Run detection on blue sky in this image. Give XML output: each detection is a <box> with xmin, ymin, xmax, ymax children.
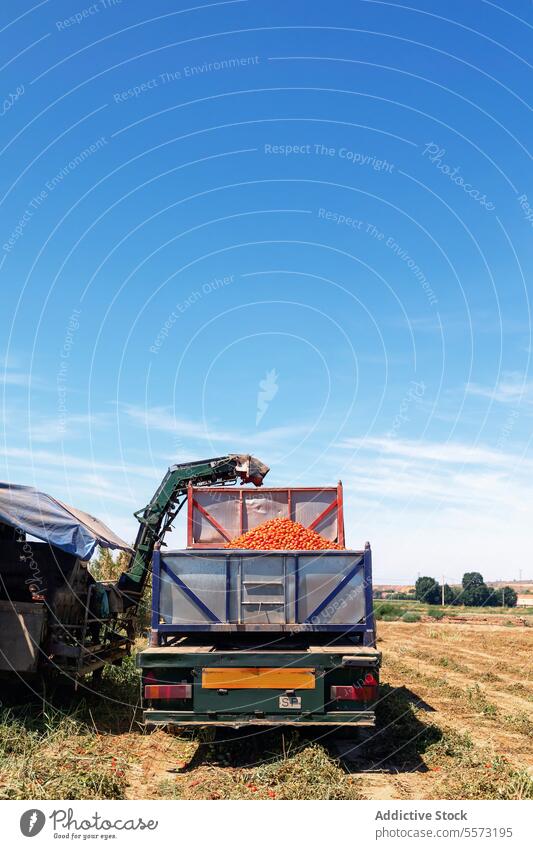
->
<box><xmin>1</xmin><ymin>0</ymin><xmax>532</xmax><ymax>581</ymax></box>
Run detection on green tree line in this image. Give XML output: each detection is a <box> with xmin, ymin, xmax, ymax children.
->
<box><xmin>415</xmin><ymin>572</ymin><xmax>517</xmax><ymax>608</ymax></box>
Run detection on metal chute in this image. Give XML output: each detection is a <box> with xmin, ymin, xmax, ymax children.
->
<box><xmin>231</xmin><ymin>454</ymin><xmax>270</xmax><ymax>486</ymax></box>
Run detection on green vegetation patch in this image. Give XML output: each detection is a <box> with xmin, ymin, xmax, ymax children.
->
<box><xmin>375</xmin><ymin>603</ymin><xmax>406</xmax><ymax>620</ymax></box>
<box><xmin>401</xmin><ymin>612</ymin><xmax>421</xmax><ymax>623</ymax></box>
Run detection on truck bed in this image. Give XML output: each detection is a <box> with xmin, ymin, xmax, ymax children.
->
<box><xmin>140</xmin><ymin>642</ymin><xmax>381</xmax><ymax>658</ymax></box>
<box><xmin>152</xmin><ymin>546</ymin><xmax>375</xmax><ymax>643</ymax></box>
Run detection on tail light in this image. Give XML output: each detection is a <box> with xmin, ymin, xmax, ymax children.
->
<box><xmin>331</xmin><ymin>673</ymin><xmax>378</xmax><ymax>702</ymax></box>
<box><xmin>144</xmin><ymin>683</ymin><xmax>192</xmax><ymax>700</ymax></box>
<box><xmin>143</xmin><ymin>671</ymin><xmax>192</xmax><ymax>700</ymax></box>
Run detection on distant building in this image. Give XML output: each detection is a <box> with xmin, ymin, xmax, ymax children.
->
<box><xmin>517</xmin><ymin>595</ymin><xmax>533</xmax><ymax>607</ymax></box>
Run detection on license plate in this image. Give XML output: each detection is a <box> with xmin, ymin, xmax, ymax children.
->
<box><xmin>279</xmin><ymin>695</ymin><xmax>301</xmax><ymax>709</ymax></box>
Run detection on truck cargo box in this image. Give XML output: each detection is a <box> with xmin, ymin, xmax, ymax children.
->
<box><xmin>151</xmin><ymin>544</ymin><xmax>375</xmax><ymax>644</ymax></box>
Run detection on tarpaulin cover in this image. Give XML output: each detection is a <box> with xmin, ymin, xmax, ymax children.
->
<box><xmin>0</xmin><ymin>482</ymin><xmax>132</xmax><ymax>561</ymax></box>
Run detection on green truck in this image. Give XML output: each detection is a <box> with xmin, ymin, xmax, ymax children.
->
<box><xmin>134</xmin><ymin>465</ymin><xmax>380</xmax><ymax>728</ymax></box>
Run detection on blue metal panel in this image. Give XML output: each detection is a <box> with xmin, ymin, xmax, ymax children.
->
<box><xmin>154</xmin><ymin>623</ymin><xmax>369</xmax><ymax>633</ymax></box>
<box><xmin>294</xmin><ymin>554</ymin><xmax>299</xmax><ymax>622</ymax></box>
<box><xmin>307</xmin><ymin>624</ymin><xmax>367</xmax><ymax>633</ymax></box>
<box><xmin>225</xmin><ymin>556</ymin><xmax>231</xmax><ymax>622</ymax></box>
<box><xmin>304</xmin><ymin>556</ymin><xmax>364</xmax><ymax>623</ymax></box>
<box><xmin>156</xmin><ymin>623</ymin><xmax>227</xmax><ymax>632</ymax></box>
<box><xmin>160</xmin><ymin>560</ymin><xmax>221</xmax><ymax>623</ymax></box>
<box><xmin>153</xmin><ymin>548</ymin><xmax>373</xmax><ymax>638</ymax></box>
<box><xmin>363</xmin><ymin>543</ymin><xmax>376</xmax><ymax>646</ymax></box>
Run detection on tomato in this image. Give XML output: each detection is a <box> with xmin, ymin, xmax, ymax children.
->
<box><xmin>225</xmin><ymin>517</ymin><xmax>343</xmax><ymax>551</ymax></box>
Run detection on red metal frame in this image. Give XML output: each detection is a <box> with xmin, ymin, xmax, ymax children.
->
<box><xmin>308</xmin><ymin>499</ymin><xmax>337</xmax><ymax>532</ymax></box>
<box><xmin>187</xmin><ymin>483</ymin><xmax>345</xmax><ymax>548</ymax></box>
<box><xmin>187</xmin><ymin>482</ymin><xmax>194</xmax><ymax>545</ymax></box>
<box><xmin>337</xmin><ymin>480</ymin><xmax>345</xmax><ymax>547</ymax></box>
<box><xmin>192</xmin><ymin>498</ymin><xmax>232</xmax><ymax>542</ymax></box>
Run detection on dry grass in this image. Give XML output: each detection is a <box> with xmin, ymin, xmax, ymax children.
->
<box><xmin>425</xmin><ymin>730</ymin><xmax>533</xmax><ymax>800</ymax></box>
<box><xmin>0</xmin><ymin>707</ymin><xmax>127</xmax><ymax>799</ymax></box>
<box><xmin>162</xmin><ymin>743</ymin><xmax>362</xmax><ymax>800</ymax></box>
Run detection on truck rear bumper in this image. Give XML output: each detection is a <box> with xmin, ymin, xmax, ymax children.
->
<box><xmin>143</xmin><ymin>710</ymin><xmax>376</xmax><ymax>729</ymax></box>
<box><xmin>137</xmin><ymin>644</ymin><xmax>381</xmax><ymax>665</ymax></box>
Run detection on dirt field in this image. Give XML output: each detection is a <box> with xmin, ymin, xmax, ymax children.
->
<box><xmin>366</xmin><ymin>620</ymin><xmax>533</xmax><ymax>799</ymax></box>
<box><xmin>1</xmin><ymin>620</ymin><xmax>532</xmax><ymax>800</ymax></box>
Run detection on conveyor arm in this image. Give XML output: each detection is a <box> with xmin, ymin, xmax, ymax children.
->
<box><xmin>117</xmin><ymin>455</ymin><xmax>268</xmax><ymax>608</ymax></box>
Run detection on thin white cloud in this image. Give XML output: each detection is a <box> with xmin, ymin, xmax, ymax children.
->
<box><xmin>339</xmin><ymin>434</ymin><xmax>530</xmax><ymax>470</ymax></box>
<box><xmin>0</xmin><ymin>355</ymin><xmax>47</xmax><ymax>390</ymax></box>
<box><xmin>466</xmin><ymin>372</ymin><xmax>532</xmax><ymax>405</ymax></box>
<box><xmin>122</xmin><ymin>404</ymin><xmax>239</xmax><ymax>443</ymax></box>
<box><xmin>1</xmin><ymin>445</ymin><xmax>158</xmax><ymax>479</ymax></box>
<box><xmin>3</xmin><ymin>371</ymin><xmax>33</xmax><ymax>387</ymax></box>
<box><xmin>28</xmin><ymin>412</ymin><xmax>111</xmax><ymax>443</ymax></box>
<box><xmin>121</xmin><ymin>404</ymin><xmax>308</xmax><ymax>448</ymax></box>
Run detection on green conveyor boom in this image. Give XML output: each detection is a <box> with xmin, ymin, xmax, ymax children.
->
<box><xmin>117</xmin><ymin>454</ymin><xmax>268</xmax><ymax>609</ymax></box>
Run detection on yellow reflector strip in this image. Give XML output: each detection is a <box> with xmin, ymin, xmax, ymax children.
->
<box><xmin>202</xmin><ymin>667</ymin><xmax>315</xmax><ymax>690</ymax></box>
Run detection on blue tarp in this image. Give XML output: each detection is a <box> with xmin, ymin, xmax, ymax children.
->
<box><xmin>0</xmin><ymin>482</ymin><xmax>132</xmax><ymax>561</ymax></box>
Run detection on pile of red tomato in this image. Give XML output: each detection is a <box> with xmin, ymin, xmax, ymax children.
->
<box><xmin>224</xmin><ymin>516</ymin><xmax>343</xmax><ymax>550</ymax></box>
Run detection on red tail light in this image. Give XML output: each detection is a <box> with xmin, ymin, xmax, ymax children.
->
<box><xmin>331</xmin><ymin>673</ymin><xmax>379</xmax><ymax>702</ymax></box>
<box><xmin>144</xmin><ymin>684</ymin><xmax>192</xmax><ymax>699</ymax></box>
